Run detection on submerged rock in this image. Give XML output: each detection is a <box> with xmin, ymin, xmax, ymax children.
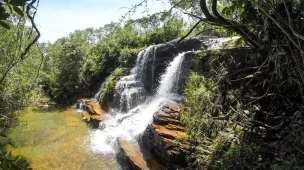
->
<box><xmin>141</xmin><ymin>102</ymin><xmax>194</xmax><ymax>169</ymax></box>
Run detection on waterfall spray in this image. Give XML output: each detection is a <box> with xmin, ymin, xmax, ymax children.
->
<box><xmin>90</xmin><ymin>51</ymin><xmax>192</xmax><ymax>153</ymax></box>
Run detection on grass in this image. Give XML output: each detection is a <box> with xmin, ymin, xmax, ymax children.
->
<box><xmin>180</xmin><ymin>50</ymin><xmax>304</xmax><ymax>170</ymax></box>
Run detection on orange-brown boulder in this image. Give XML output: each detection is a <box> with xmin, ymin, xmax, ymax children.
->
<box><xmin>85</xmin><ymin>101</ymin><xmax>105</xmax><ymax>116</ymax></box>
<box><xmin>118</xmin><ymin>139</ymin><xmax>163</xmax><ymax>170</ymax></box>
<box><xmin>77</xmin><ymin>98</ymin><xmax>105</xmax><ymax>128</ymax></box>
<box><xmin>82</xmin><ymin>111</ymin><xmax>91</xmax><ymax>121</ymax></box>
<box><xmin>141</xmin><ymin>102</ymin><xmax>195</xmax><ymax>168</ymax></box>
<box><xmin>77</xmin><ymin>98</ymin><xmax>89</xmax><ymax>103</ymax></box>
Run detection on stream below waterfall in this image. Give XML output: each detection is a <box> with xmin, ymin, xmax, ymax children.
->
<box><xmin>5</xmin><ymin>107</ymin><xmax>121</xmax><ymax>170</ymax></box>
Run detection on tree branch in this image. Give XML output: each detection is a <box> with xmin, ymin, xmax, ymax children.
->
<box><xmin>200</xmin><ymin>0</ymin><xmax>216</xmax><ymax>21</ymax></box>
<box><xmin>283</xmin><ymin>1</ymin><xmax>304</xmax><ymax>41</ymax></box>
<box><xmin>256</xmin><ymin>3</ymin><xmax>303</xmax><ymax>53</ymax></box>
<box><xmin>20</xmin><ymin>0</ymin><xmax>40</xmax><ymax>60</ymax></box>
<box><xmin>210</xmin><ymin>0</ymin><xmax>260</xmax><ymax>48</ymax></box>
<box><xmin>177</xmin><ymin>19</ymin><xmax>203</xmax><ymax>44</ymax></box>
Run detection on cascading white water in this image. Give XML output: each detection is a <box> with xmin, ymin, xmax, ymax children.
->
<box><xmin>204</xmin><ymin>36</ymin><xmax>241</xmax><ymax>50</ymax></box>
<box><xmin>157</xmin><ymin>52</ymin><xmax>186</xmax><ymax>96</ymax></box>
<box><xmin>113</xmin><ymin>46</ymin><xmax>154</xmax><ymax>112</ymax></box>
<box><xmin>93</xmin><ymin>71</ymin><xmax>116</xmax><ymax>101</ymax></box>
<box><xmin>90</xmin><ymin>52</ymin><xmax>190</xmax><ymax>154</ymax></box>
<box><xmin>76</xmin><ymin>70</ymin><xmax>117</xmax><ymax>113</ymax></box>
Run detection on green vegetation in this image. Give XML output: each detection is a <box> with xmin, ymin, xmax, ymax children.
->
<box><xmin>99</xmin><ymin>68</ymin><xmax>129</xmax><ymax>110</ymax></box>
<box><xmin>182</xmin><ymin>47</ymin><xmax>304</xmax><ymax>169</ymax></box>
<box><xmin>0</xmin><ymin>152</ymin><xmax>30</xmax><ymax>170</ymax></box>
<box><xmin>41</xmin><ymin>13</ymin><xmax>186</xmax><ymax>103</ymax></box>
<box><xmin>0</xmin><ymin>1</ymin><xmax>40</xmax><ymax>169</ymax></box>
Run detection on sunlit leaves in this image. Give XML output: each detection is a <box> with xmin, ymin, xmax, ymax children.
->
<box><xmin>0</xmin><ymin>0</ymin><xmax>30</xmax><ymax>29</ymax></box>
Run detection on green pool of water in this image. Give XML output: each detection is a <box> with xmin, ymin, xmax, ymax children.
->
<box><xmin>5</xmin><ymin>107</ymin><xmax>120</xmax><ymax>170</ymax></box>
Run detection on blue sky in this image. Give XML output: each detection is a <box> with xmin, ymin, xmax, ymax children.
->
<box><xmin>35</xmin><ymin>0</ymin><xmax>168</xmax><ymax>42</ymax></box>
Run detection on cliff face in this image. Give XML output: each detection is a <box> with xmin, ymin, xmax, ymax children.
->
<box><xmin>136</xmin><ymin>39</ymin><xmax>202</xmax><ymax>94</ymax></box>
<box><xmin>141</xmin><ymin>102</ymin><xmax>194</xmax><ymax>169</ymax></box>
<box><xmin>151</xmin><ymin>39</ymin><xmax>202</xmax><ymax>93</ymax></box>
<box><xmin>99</xmin><ymin>68</ymin><xmax>131</xmax><ymax>111</ymax></box>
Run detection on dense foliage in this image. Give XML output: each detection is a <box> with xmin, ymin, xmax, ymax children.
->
<box><xmin>0</xmin><ymin>0</ymin><xmax>40</xmax><ymax>169</ymax></box>
<box><xmin>41</xmin><ymin>13</ymin><xmax>186</xmax><ymax>103</ymax></box>
<box><xmin>172</xmin><ymin>0</ymin><xmax>304</xmax><ymax>169</ymax></box>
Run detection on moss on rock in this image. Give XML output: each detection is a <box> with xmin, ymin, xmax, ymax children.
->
<box><xmin>99</xmin><ymin>68</ymin><xmax>130</xmax><ymax>111</ymax></box>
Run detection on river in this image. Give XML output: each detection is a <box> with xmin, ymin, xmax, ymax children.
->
<box><xmin>5</xmin><ymin>107</ymin><xmax>120</xmax><ymax>170</ymax></box>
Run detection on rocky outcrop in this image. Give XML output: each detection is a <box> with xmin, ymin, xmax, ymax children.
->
<box><xmin>118</xmin><ymin>139</ymin><xmax>163</xmax><ymax>170</ymax></box>
<box><xmin>141</xmin><ymin>102</ymin><xmax>195</xmax><ymax>169</ymax></box>
<box><xmin>77</xmin><ymin>98</ymin><xmax>105</xmax><ymax>128</ymax></box>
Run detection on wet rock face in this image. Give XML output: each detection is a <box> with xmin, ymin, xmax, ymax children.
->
<box><xmin>77</xmin><ymin>98</ymin><xmax>105</xmax><ymax>128</ymax></box>
<box><xmin>142</xmin><ymin>39</ymin><xmax>202</xmax><ymax>94</ymax></box>
<box><xmin>141</xmin><ymin>102</ymin><xmax>194</xmax><ymax>168</ymax></box>
<box><xmin>117</xmin><ymin>139</ymin><xmax>163</xmax><ymax>170</ymax></box>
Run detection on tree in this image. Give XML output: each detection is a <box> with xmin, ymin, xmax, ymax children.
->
<box><xmin>0</xmin><ymin>0</ymin><xmax>40</xmax><ymax>85</ymax></box>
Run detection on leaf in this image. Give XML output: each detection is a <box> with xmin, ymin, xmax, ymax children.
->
<box><xmin>13</xmin><ymin>6</ymin><xmax>23</xmax><ymax>17</ymax></box>
<box><xmin>9</xmin><ymin>0</ymin><xmax>26</xmax><ymax>6</ymax></box>
<box><xmin>251</xmin><ymin>0</ymin><xmax>258</xmax><ymax>4</ymax></box>
<box><xmin>244</xmin><ymin>74</ymin><xmax>254</xmax><ymax>79</ymax></box>
<box><xmin>0</xmin><ymin>6</ymin><xmax>6</xmax><ymax>12</ymax></box>
<box><xmin>0</xmin><ymin>20</ymin><xmax>10</xmax><ymax>29</ymax></box>
<box><xmin>0</xmin><ymin>12</ymin><xmax>9</xmax><ymax>20</ymax></box>
<box><xmin>211</xmin><ymin>131</ymin><xmax>217</xmax><ymax>138</ymax></box>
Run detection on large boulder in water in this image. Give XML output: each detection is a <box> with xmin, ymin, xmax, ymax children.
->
<box><xmin>76</xmin><ymin>98</ymin><xmax>105</xmax><ymax>128</ymax></box>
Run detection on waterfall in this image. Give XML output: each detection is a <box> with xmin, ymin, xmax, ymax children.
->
<box><xmin>204</xmin><ymin>36</ymin><xmax>241</xmax><ymax>50</ymax></box>
<box><xmin>112</xmin><ymin>46</ymin><xmax>154</xmax><ymax>112</ymax></box>
<box><xmin>157</xmin><ymin>52</ymin><xmax>186</xmax><ymax>96</ymax></box>
<box><xmin>90</xmin><ymin>51</ymin><xmax>192</xmax><ymax>154</ymax></box>
<box><xmin>93</xmin><ymin>71</ymin><xmax>116</xmax><ymax>101</ymax></box>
